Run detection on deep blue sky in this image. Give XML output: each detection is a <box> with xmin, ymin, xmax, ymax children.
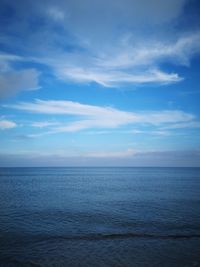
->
<box><xmin>0</xmin><ymin>0</ymin><xmax>200</xmax><ymax>166</ymax></box>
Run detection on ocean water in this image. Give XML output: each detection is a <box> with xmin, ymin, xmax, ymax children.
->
<box><xmin>0</xmin><ymin>167</ymin><xmax>200</xmax><ymax>267</ymax></box>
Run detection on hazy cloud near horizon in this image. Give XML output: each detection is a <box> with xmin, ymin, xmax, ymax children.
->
<box><xmin>0</xmin><ymin>150</ymin><xmax>199</xmax><ymax>167</ymax></box>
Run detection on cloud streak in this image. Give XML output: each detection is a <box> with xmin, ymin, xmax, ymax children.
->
<box><xmin>57</xmin><ymin>67</ymin><xmax>182</xmax><ymax>87</ymax></box>
<box><xmin>4</xmin><ymin>99</ymin><xmax>197</xmax><ymax>133</ymax></box>
<box><xmin>38</xmin><ymin>32</ymin><xmax>200</xmax><ymax>87</ymax></box>
<box><xmin>0</xmin><ymin>119</ymin><xmax>16</xmax><ymax>129</ymax></box>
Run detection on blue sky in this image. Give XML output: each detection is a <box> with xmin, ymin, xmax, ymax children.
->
<box><xmin>0</xmin><ymin>0</ymin><xmax>200</xmax><ymax>166</ymax></box>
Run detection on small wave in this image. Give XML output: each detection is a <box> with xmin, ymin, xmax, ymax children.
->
<box><xmin>2</xmin><ymin>232</ymin><xmax>200</xmax><ymax>247</ymax></box>
<box><xmin>38</xmin><ymin>232</ymin><xmax>200</xmax><ymax>242</ymax></box>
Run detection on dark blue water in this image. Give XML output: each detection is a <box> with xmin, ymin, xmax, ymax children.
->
<box><xmin>0</xmin><ymin>167</ymin><xmax>200</xmax><ymax>267</ymax></box>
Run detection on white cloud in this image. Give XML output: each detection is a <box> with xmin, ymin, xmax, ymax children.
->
<box><xmin>0</xmin><ymin>119</ymin><xmax>16</xmax><ymax>129</ymax></box>
<box><xmin>127</xmin><ymin>129</ymin><xmax>172</xmax><ymax>136</ymax></box>
<box><xmin>4</xmin><ymin>99</ymin><xmax>197</xmax><ymax>133</ymax></box>
<box><xmin>31</xmin><ymin>121</ymin><xmax>60</xmax><ymax>128</ymax></box>
<box><xmin>0</xmin><ymin>69</ymin><xmax>40</xmax><ymax>98</ymax></box>
<box><xmin>41</xmin><ymin>32</ymin><xmax>200</xmax><ymax>87</ymax></box>
<box><xmin>97</xmin><ymin>32</ymin><xmax>200</xmax><ymax>68</ymax></box>
<box><xmin>58</xmin><ymin>67</ymin><xmax>181</xmax><ymax>87</ymax></box>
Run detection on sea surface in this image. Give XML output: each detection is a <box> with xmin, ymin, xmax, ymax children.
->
<box><xmin>0</xmin><ymin>167</ymin><xmax>200</xmax><ymax>267</ymax></box>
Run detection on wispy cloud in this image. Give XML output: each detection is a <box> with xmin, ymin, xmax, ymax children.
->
<box><xmin>0</xmin><ymin>119</ymin><xmax>16</xmax><ymax>129</ymax></box>
<box><xmin>38</xmin><ymin>32</ymin><xmax>200</xmax><ymax>87</ymax></box>
<box><xmin>85</xmin><ymin>129</ymin><xmax>173</xmax><ymax>137</ymax></box>
<box><xmin>127</xmin><ymin>129</ymin><xmax>172</xmax><ymax>136</ymax></box>
<box><xmin>4</xmin><ymin>99</ymin><xmax>198</xmax><ymax>133</ymax></box>
<box><xmin>98</xmin><ymin>33</ymin><xmax>200</xmax><ymax>69</ymax></box>
<box><xmin>57</xmin><ymin>67</ymin><xmax>181</xmax><ymax>87</ymax></box>
<box><xmin>31</xmin><ymin>121</ymin><xmax>60</xmax><ymax>128</ymax></box>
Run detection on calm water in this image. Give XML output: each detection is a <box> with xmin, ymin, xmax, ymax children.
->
<box><xmin>0</xmin><ymin>167</ymin><xmax>200</xmax><ymax>267</ymax></box>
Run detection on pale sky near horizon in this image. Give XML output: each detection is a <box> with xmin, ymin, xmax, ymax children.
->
<box><xmin>0</xmin><ymin>0</ymin><xmax>200</xmax><ymax>166</ymax></box>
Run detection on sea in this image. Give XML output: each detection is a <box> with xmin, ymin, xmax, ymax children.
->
<box><xmin>0</xmin><ymin>167</ymin><xmax>200</xmax><ymax>267</ymax></box>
